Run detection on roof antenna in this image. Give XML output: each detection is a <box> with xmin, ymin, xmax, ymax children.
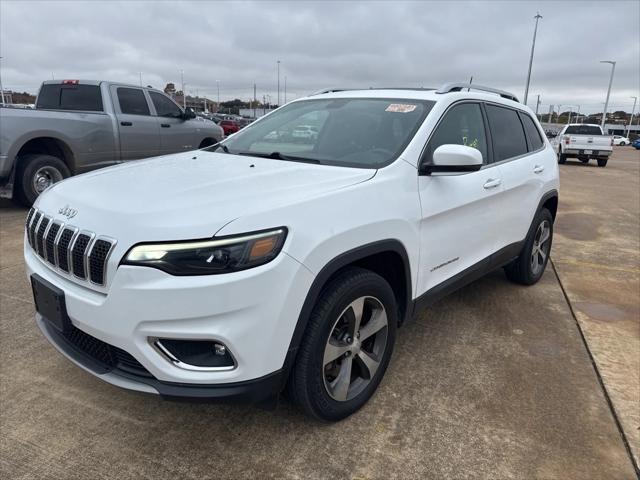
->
<box><xmin>468</xmin><ymin>76</ymin><xmax>473</xmax><ymax>92</ymax></box>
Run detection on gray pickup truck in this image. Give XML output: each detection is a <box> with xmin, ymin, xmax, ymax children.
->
<box><xmin>0</xmin><ymin>80</ymin><xmax>224</xmax><ymax>205</ymax></box>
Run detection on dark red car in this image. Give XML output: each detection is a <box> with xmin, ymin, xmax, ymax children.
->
<box><xmin>219</xmin><ymin>120</ymin><xmax>240</xmax><ymax>136</ymax></box>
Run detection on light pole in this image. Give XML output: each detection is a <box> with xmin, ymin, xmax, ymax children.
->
<box><xmin>180</xmin><ymin>70</ymin><xmax>186</xmax><ymax>109</ymax></box>
<box><xmin>600</xmin><ymin>60</ymin><xmax>616</xmax><ymax>130</ymax></box>
<box><xmin>524</xmin><ymin>12</ymin><xmax>543</xmax><ymax>105</ymax></box>
<box><xmin>0</xmin><ymin>57</ymin><xmax>5</xmax><ymax>105</ymax></box>
<box><xmin>277</xmin><ymin>60</ymin><xmax>281</xmax><ymax>107</ymax></box>
<box><xmin>139</xmin><ymin>72</ymin><xmax>142</xmax><ymax>87</ymax></box>
<box><xmin>535</xmin><ymin>94</ymin><xmax>541</xmax><ymax>118</ymax></box>
<box><xmin>627</xmin><ymin>96</ymin><xmax>637</xmax><ymax>136</ymax></box>
<box><xmin>216</xmin><ymin>80</ymin><xmax>220</xmax><ymax>105</ymax></box>
<box><xmin>284</xmin><ymin>75</ymin><xmax>287</xmax><ymax>104</ymax></box>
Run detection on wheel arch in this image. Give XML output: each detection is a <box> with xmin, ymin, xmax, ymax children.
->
<box><xmin>16</xmin><ymin>136</ymin><xmax>76</xmax><ymax>173</ymax></box>
<box><xmin>281</xmin><ymin>239</ymin><xmax>412</xmax><ymax>387</ymax></box>
<box><xmin>538</xmin><ymin>189</ymin><xmax>559</xmax><ymax>220</ymax></box>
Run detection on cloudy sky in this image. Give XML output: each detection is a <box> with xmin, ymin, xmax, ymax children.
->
<box><xmin>1</xmin><ymin>0</ymin><xmax>638</xmax><ymax>113</ymax></box>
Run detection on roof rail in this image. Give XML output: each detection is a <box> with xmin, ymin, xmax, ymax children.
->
<box><xmin>310</xmin><ymin>88</ymin><xmax>351</xmax><ymax>96</ymax></box>
<box><xmin>436</xmin><ymin>83</ymin><xmax>519</xmax><ymax>103</ymax></box>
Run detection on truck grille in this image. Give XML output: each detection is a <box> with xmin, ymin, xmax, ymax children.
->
<box><xmin>26</xmin><ymin>208</ymin><xmax>116</xmax><ymax>286</ymax></box>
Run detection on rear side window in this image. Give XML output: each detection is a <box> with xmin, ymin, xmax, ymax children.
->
<box><xmin>424</xmin><ymin>102</ymin><xmax>488</xmax><ymax>164</ymax></box>
<box><xmin>36</xmin><ymin>84</ymin><xmax>103</xmax><ymax>111</ymax></box>
<box><xmin>485</xmin><ymin>104</ymin><xmax>528</xmax><ymax>161</ymax></box>
<box><xmin>117</xmin><ymin>88</ymin><xmax>150</xmax><ymax>116</ymax></box>
<box><xmin>149</xmin><ymin>91</ymin><xmax>182</xmax><ymax>117</ymax></box>
<box><xmin>565</xmin><ymin>125</ymin><xmax>602</xmax><ymax>135</ymax></box>
<box><xmin>519</xmin><ymin>113</ymin><xmax>544</xmax><ymax>151</ymax></box>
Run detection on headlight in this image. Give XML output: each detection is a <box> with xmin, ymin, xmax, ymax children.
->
<box><xmin>122</xmin><ymin>228</ymin><xmax>287</xmax><ymax>275</ymax></box>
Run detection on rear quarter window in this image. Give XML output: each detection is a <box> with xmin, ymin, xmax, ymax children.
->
<box><xmin>519</xmin><ymin>113</ymin><xmax>544</xmax><ymax>151</ymax></box>
<box><xmin>565</xmin><ymin>125</ymin><xmax>603</xmax><ymax>135</ymax></box>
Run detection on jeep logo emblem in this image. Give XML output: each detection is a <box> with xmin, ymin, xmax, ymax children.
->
<box><xmin>58</xmin><ymin>205</ymin><xmax>78</xmax><ymax>219</ymax></box>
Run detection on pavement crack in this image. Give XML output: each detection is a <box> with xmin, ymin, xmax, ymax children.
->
<box><xmin>550</xmin><ymin>258</ymin><xmax>640</xmax><ymax>478</ymax></box>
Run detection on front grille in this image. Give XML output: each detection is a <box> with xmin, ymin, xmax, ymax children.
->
<box><xmin>61</xmin><ymin>324</ymin><xmax>153</xmax><ymax>378</ymax></box>
<box><xmin>35</xmin><ymin>216</ymin><xmax>50</xmax><ymax>257</ymax></box>
<box><xmin>71</xmin><ymin>233</ymin><xmax>92</xmax><ymax>278</ymax></box>
<box><xmin>26</xmin><ymin>208</ymin><xmax>116</xmax><ymax>286</ymax></box>
<box><xmin>45</xmin><ymin>222</ymin><xmax>62</xmax><ymax>264</ymax></box>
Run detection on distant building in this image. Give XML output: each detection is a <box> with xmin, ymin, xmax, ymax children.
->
<box><xmin>0</xmin><ymin>90</ymin><xmax>13</xmax><ymax>104</ymax></box>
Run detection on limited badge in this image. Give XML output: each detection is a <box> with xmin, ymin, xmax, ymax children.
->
<box><xmin>385</xmin><ymin>103</ymin><xmax>417</xmax><ymax>113</ymax></box>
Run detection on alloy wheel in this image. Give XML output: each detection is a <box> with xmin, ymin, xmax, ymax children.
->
<box><xmin>531</xmin><ymin>220</ymin><xmax>551</xmax><ymax>275</ymax></box>
<box><xmin>322</xmin><ymin>296</ymin><xmax>389</xmax><ymax>402</ymax></box>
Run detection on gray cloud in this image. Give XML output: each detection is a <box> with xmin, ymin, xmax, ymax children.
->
<box><xmin>1</xmin><ymin>0</ymin><xmax>638</xmax><ymax>113</ymax></box>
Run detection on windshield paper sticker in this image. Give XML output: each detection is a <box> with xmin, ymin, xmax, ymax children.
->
<box><xmin>385</xmin><ymin>103</ymin><xmax>417</xmax><ymax>113</ymax></box>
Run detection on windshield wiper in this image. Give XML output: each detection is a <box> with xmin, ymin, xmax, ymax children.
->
<box><xmin>236</xmin><ymin>151</ymin><xmax>321</xmax><ymax>164</ymax></box>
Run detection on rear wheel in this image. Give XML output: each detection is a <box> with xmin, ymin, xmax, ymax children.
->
<box><xmin>619</xmin><ymin>141</ymin><xmax>626</xmax><ymax>146</ymax></box>
<box><xmin>597</xmin><ymin>158</ymin><xmax>608</xmax><ymax>167</ymax></box>
<box><xmin>505</xmin><ymin>208</ymin><xmax>553</xmax><ymax>285</ymax></box>
<box><xmin>558</xmin><ymin>149</ymin><xmax>566</xmax><ymax>164</ymax></box>
<box><xmin>288</xmin><ymin>267</ymin><xmax>397</xmax><ymax>421</ymax></box>
<box><xmin>16</xmin><ymin>154</ymin><xmax>71</xmax><ymax>206</ymax></box>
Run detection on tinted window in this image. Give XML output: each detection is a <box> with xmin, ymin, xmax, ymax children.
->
<box><xmin>36</xmin><ymin>84</ymin><xmax>103</xmax><ymax>111</ymax></box>
<box><xmin>149</xmin><ymin>91</ymin><xmax>182</xmax><ymax>117</ymax></box>
<box><xmin>117</xmin><ymin>88</ymin><xmax>150</xmax><ymax>116</ymax></box>
<box><xmin>220</xmin><ymin>98</ymin><xmax>435</xmax><ymax>168</ymax></box>
<box><xmin>520</xmin><ymin>113</ymin><xmax>544</xmax><ymax>151</ymax></box>
<box><xmin>565</xmin><ymin>125</ymin><xmax>603</xmax><ymax>135</ymax></box>
<box><xmin>424</xmin><ymin>102</ymin><xmax>488</xmax><ymax>163</ymax></box>
<box><xmin>485</xmin><ymin>105</ymin><xmax>527</xmax><ymax>161</ymax></box>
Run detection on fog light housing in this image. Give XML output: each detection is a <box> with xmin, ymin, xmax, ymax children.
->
<box><xmin>153</xmin><ymin>338</ymin><xmax>236</xmax><ymax>371</ymax></box>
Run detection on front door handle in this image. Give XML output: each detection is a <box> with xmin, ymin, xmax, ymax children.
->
<box><xmin>483</xmin><ymin>178</ymin><xmax>502</xmax><ymax>189</ymax></box>
<box><xmin>533</xmin><ymin>165</ymin><xmax>544</xmax><ymax>174</ymax></box>
<box><xmin>161</xmin><ymin>123</ymin><xmax>171</xmax><ymax>128</ymax></box>
<box><xmin>120</xmin><ymin>121</ymin><xmax>133</xmax><ymax>126</ymax></box>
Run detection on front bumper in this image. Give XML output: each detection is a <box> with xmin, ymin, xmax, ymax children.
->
<box><xmin>25</xmin><ymin>243</ymin><xmax>315</xmax><ymax>399</ymax></box>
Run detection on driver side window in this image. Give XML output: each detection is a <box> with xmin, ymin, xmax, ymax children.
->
<box><xmin>424</xmin><ymin>103</ymin><xmax>488</xmax><ymax>164</ymax></box>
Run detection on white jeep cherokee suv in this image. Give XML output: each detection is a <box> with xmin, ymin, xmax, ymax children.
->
<box><xmin>25</xmin><ymin>83</ymin><xmax>559</xmax><ymax>421</ymax></box>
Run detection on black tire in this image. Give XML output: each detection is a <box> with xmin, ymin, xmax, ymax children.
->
<box><xmin>558</xmin><ymin>150</ymin><xmax>566</xmax><ymax>164</ymax></box>
<box><xmin>619</xmin><ymin>141</ymin><xmax>626</xmax><ymax>146</ymax></box>
<box><xmin>597</xmin><ymin>158</ymin><xmax>608</xmax><ymax>167</ymax></box>
<box><xmin>288</xmin><ymin>267</ymin><xmax>397</xmax><ymax>421</ymax></box>
<box><xmin>16</xmin><ymin>154</ymin><xmax>70</xmax><ymax>207</ymax></box>
<box><xmin>504</xmin><ymin>208</ymin><xmax>553</xmax><ymax>286</ymax></box>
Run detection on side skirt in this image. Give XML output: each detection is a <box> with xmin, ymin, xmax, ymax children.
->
<box><xmin>412</xmin><ymin>240</ymin><xmax>524</xmax><ymax>313</ymax></box>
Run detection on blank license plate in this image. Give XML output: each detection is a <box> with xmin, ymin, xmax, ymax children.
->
<box><xmin>584</xmin><ymin>150</ymin><xmax>592</xmax><ymax>154</ymax></box>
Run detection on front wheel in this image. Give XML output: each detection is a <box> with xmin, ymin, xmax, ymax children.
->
<box><xmin>16</xmin><ymin>154</ymin><xmax>71</xmax><ymax>206</ymax></box>
<box><xmin>504</xmin><ymin>208</ymin><xmax>553</xmax><ymax>285</ymax></box>
<box><xmin>288</xmin><ymin>267</ymin><xmax>397</xmax><ymax>421</ymax></box>
<box><xmin>619</xmin><ymin>141</ymin><xmax>626</xmax><ymax>146</ymax></box>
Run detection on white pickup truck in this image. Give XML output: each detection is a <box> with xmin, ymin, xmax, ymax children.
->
<box><xmin>552</xmin><ymin>124</ymin><xmax>613</xmax><ymax>167</ymax></box>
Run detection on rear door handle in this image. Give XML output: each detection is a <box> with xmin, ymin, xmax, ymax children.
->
<box><xmin>483</xmin><ymin>178</ymin><xmax>502</xmax><ymax>189</ymax></box>
<box><xmin>120</xmin><ymin>121</ymin><xmax>133</xmax><ymax>126</ymax></box>
<box><xmin>161</xmin><ymin>123</ymin><xmax>171</xmax><ymax>128</ymax></box>
<box><xmin>533</xmin><ymin>165</ymin><xmax>544</xmax><ymax>174</ymax></box>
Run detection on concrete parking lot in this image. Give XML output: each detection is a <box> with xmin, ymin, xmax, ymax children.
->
<box><xmin>0</xmin><ymin>148</ymin><xmax>638</xmax><ymax>479</ymax></box>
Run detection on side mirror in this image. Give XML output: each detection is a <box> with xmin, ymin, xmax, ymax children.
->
<box><xmin>420</xmin><ymin>144</ymin><xmax>483</xmax><ymax>175</ymax></box>
<box><xmin>183</xmin><ymin>108</ymin><xmax>196</xmax><ymax>120</ymax></box>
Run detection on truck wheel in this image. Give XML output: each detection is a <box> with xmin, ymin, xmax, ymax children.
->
<box><xmin>504</xmin><ymin>208</ymin><xmax>553</xmax><ymax>286</ymax></box>
<box><xmin>16</xmin><ymin>154</ymin><xmax>70</xmax><ymax>206</ymax></box>
<box><xmin>597</xmin><ymin>159</ymin><xmax>608</xmax><ymax>167</ymax></box>
<box><xmin>288</xmin><ymin>267</ymin><xmax>397</xmax><ymax>421</ymax></box>
<box><xmin>557</xmin><ymin>150</ymin><xmax>566</xmax><ymax>164</ymax></box>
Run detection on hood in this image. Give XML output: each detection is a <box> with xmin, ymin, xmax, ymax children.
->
<box><xmin>35</xmin><ymin>150</ymin><xmax>375</xmax><ymax>241</ymax></box>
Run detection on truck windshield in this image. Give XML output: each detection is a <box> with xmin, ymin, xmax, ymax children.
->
<box><xmin>216</xmin><ymin>98</ymin><xmax>435</xmax><ymax>168</ymax></box>
<box><xmin>565</xmin><ymin>125</ymin><xmax>602</xmax><ymax>135</ymax></box>
<box><xmin>36</xmin><ymin>84</ymin><xmax>103</xmax><ymax>112</ymax></box>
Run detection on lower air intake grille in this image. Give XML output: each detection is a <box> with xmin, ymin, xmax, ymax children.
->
<box><xmin>60</xmin><ymin>324</ymin><xmax>152</xmax><ymax>378</ymax></box>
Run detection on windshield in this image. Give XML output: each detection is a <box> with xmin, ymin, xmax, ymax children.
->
<box><xmin>565</xmin><ymin>125</ymin><xmax>603</xmax><ymax>135</ymax></box>
<box><xmin>213</xmin><ymin>98</ymin><xmax>435</xmax><ymax>168</ymax></box>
